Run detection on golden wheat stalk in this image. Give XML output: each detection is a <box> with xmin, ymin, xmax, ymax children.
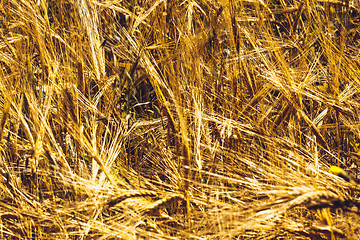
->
<box><xmin>141</xmin><ymin>194</ymin><xmax>186</xmax><ymax>216</ymax></box>
<box><xmin>104</xmin><ymin>190</ymin><xmax>158</xmax><ymax>208</ymax></box>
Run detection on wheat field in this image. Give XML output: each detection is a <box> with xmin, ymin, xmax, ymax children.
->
<box><xmin>1</xmin><ymin>0</ymin><xmax>360</xmax><ymax>239</ymax></box>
